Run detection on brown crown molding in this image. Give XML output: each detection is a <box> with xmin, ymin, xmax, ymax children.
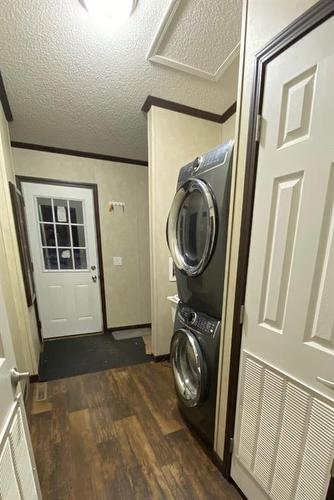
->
<box><xmin>142</xmin><ymin>95</ymin><xmax>237</xmax><ymax>124</ymax></box>
<box><xmin>11</xmin><ymin>142</ymin><xmax>148</xmax><ymax>166</ymax></box>
<box><xmin>220</xmin><ymin>102</ymin><xmax>237</xmax><ymax>123</ymax></box>
<box><xmin>0</xmin><ymin>72</ymin><xmax>13</xmax><ymax>122</ymax></box>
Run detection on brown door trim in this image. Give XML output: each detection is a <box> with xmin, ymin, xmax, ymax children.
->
<box><xmin>222</xmin><ymin>0</ymin><xmax>334</xmax><ymax>489</ymax></box>
<box><xmin>0</xmin><ymin>72</ymin><xmax>13</xmax><ymax>122</ymax></box>
<box><xmin>16</xmin><ymin>175</ymin><xmax>108</xmax><ymax>334</ymax></box>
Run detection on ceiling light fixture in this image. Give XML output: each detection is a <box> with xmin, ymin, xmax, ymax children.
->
<box><xmin>82</xmin><ymin>0</ymin><xmax>136</xmax><ymax>30</ymax></box>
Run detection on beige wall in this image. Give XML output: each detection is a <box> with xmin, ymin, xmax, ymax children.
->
<box><xmin>215</xmin><ymin>0</ymin><xmax>318</xmax><ymax>457</ymax></box>
<box><xmin>0</xmin><ymin>107</ymin><xmax>40</xmax><ymax>374</ymax></box>
<box><xmin>13</xmin><ymin>148</ymin><xmax>151</xmax><ymax>329</ymax></box>
<box><xmin>221</xmin><ymin>114</ymin><xmax>236</xmax><ymax>144</ymax></box>
<box><xmin>148</xmin><ymin>106</ymin><xmax>236</xmax><ymax>356</ymax></box>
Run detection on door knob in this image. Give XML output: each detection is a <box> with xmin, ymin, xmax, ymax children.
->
<box><xmin>92</xmin><ymin>275</ymin><xmax>97</xmax><ymax>282</ymax></box>
<box><xmin>10</xmin><ymin>368</ymin><xmax>30</xmax><ymax>387</ymax></box>
<box><xmin>10</xmin><ymin>367</ymin><xmax>30</xmax><ymax>402</ymax></box>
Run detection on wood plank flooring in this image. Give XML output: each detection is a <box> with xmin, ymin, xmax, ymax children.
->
<box><xmin>28</xmin><ymin>362</ymin><xmax>241</xmax><ymax>500</ymax></box>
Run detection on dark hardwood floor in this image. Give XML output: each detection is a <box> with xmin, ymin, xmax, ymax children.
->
<box><xmin>28</xmin><ymin>362</ymin><xmax>241</xmax><ymax>500</ymax></box>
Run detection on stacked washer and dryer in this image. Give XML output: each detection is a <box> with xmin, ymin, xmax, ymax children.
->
<box><xmin>167</xmin><ymin>141</ymin><xmax>234</xmax><ymax>447</ymax></box>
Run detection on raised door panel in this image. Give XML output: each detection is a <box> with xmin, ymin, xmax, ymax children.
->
<box><xmin>259</xmin><ymin>173</ymin><xmax>303</xmax><ymax>332</ymax></box>
<box><xmin>47</xmin><ymin>285</ymin><xmax>68</xmax><ymax>325</ymax></box>
<box><xmin>75</xmin><ymin>284</ymin><xmax>94</xmax><ymax>322</ymax></box>
<box><xmin>277</xmin><ymin>65</ymin><xmax>317</xmax><ymax>148</ymax></box>
<box><xmin>305</xmin><ymin>166</ymin><xmax>334</xmax><ymax>353</ymax></box>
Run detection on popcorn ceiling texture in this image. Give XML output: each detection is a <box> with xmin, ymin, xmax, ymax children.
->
<box><xmin>159</xmin><ymin>0</ymin><xmax>242</xmax><ymax>74</ymax></box>
<box><xmin>0</xmin><ymin>0</ymin><xmax>241</xmax><ymax>160</ymax></box>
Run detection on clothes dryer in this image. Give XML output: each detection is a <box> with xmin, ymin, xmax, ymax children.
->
<box><xmin>167</xmin><ymin>141</ymin><xmax>233</xmax><ymax>318</ymax></box>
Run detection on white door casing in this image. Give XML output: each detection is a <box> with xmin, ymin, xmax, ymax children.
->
<box><xmin>0</xmin><ymin>266</ymin><xmax>41</xmax><ymax>498</ymax></box>
<box><xmin>23</xmin><ymin>183</ymin><xmax>103</xmax><ymax>339</ymax></box>
<box><xmin>231</xmin><ymin>16</ymin><xmax>334</xmax><ymax>500</ymax></box>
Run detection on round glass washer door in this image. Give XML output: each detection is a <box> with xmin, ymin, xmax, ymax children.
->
<box><xmin>167</xmin><ymin>178</ymin><xmax>216</xmax><ymax>277</ymax></box>
<box><xmin>171</xmin><ymin>329</ymin><xmax>206</xmax><ymax>407</ymax></box>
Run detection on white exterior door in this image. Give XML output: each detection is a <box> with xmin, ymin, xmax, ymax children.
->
<box><xmin>0</xmin><ymin>276</ymin><xmax>41</xmax><ymax>498</ymax></box>
<box><xmin>231</xmin><ymin>16</ymin><xmax>334</xmax><ymax>500</ymax></box>
<box><xmin>23</xmin><ymin>182</ymin><xmax>103</xmax><ymax>339</ymax></box>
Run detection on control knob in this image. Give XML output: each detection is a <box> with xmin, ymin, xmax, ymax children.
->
<box><xmin>192</xmin><ymin>156</ymin><xmax>203</xmax><ymax>173</ymax></box>
<box><xmin>188</xmin><ymin>311</ymin><xmax>197</xmax><ymax>325</ymax></box>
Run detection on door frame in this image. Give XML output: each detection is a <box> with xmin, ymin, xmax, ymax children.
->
<box><xmin>16</xmin><ymin>175</ymin><xmax>108</xmax><ymax>334</ymax></box>
<box><xmin>222</xmin><ymin>1</ymin><xmax>334</xmax><ymax>494</ymax></box>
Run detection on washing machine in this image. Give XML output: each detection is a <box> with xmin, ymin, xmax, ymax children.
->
<box><xmin>170</xmin><ymin>301</ymin><xmax>221</xmax><ymax>447</ymax></box>
<box><xmin>167</xmin><ymin>141</ymin><xmax>233</xmax><ymax>319</ymax></box>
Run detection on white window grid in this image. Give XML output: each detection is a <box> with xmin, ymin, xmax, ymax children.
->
<box><xmin>36</xmin><ymin>196</ymin><xmax>89</xmax><ymax>272</ymax></box>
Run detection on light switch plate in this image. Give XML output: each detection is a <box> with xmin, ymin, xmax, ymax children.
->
<box><xmin>113</xmin><ymin>256</ymin><xmax>122</xmax><ymax>266</ymax></box>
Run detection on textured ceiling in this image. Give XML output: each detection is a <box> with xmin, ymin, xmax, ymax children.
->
<box><xmin>0</xmin><ymin>0</ymin><xmax>242</xmax><ymax>161</ymax></box>
<box><xmin>157</xmin><ymin>0</ymin><xmax>241</xmax><ymax>76</ymax></box>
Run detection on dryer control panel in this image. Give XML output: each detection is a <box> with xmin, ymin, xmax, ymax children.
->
<box><xmin>177</xmin><ymin>303</ymin><xmax>219</xmax><ymax>336</ymax></box>
<box><xmin>176</xmin><ymin>140</ymin><xmax>233</xmax><ymax>189</ymax></box>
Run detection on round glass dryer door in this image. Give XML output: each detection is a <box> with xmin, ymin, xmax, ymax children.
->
<box><xmin>171</xmin><ymin>329</ymin><xmax>206</xmax><ymax>407</ymax></box>
<box><xmin>167</xmin><ymin>179</ymin><xmax>216</xmax><ymax>276</ymax></box>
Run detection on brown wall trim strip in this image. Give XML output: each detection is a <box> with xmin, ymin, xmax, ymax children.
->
<box><xmin>11</xmin><ymin>141</ymin><xmax>148</xmax><ymax>167</ymax></box>
<box><xmin>220</xmin><ymin>102</ymin><xmax>237</xmax><ymax>124</ymax></box>
<box><xmin>107</xmin><ymin>323</ymin><xmax>151</xmax><ymax>332</ymax></box>
<box><xmin>153</xmin><ymin>354</ymin><xmax>170</xmax><ymax>363</ymax></box>
<box><xmin>0</xmin><ymin>72</ymin><xmax>13</xmax><ymax>122</ymax></box>
<box><xmin>222</xmin><ymin>0</ymin><xmax>334</xmax><ymax>484</ymax></box>
<box><xmin>142</xmin><ymin>95</ymin><xmax>237</xmax><ymax>124</ymax></box>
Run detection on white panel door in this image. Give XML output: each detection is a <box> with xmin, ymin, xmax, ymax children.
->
<box><xmin>0</xmin><ymin>268</ymin><xmax>41</xmax><ymax>499</ymax></box>
<box><xmin>23</xmin><ymin>183</ymin><xmax>103</xmax><ymax>339</ymax></box>
<box><xmin>231</xmin><ymin>16</ymin><xmax>334</xmax><ymax>500</ymax></box>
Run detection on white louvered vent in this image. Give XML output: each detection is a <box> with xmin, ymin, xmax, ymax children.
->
<box><xmin>271</xmin><ymin>383</ymin><xmax>310</xmax><ymax>500</ymax></box>
<box><xmin>237</xmin><ymin>357</ymin><xmax>263</xmax><ymax>468</ymax></box>
<box><xmin>236</xmin><ymin>352</ymin><xmax>334</xmax><ymax>500</ymax></box>
<box><xmin>253</xmin><ymin>369</ymin><xmax>285</xmax><ymax>490</ymax></box>
<box><xmin>295</xmin><ymin>399</ymin><xmax>334</xmax><ymax>500</ymax></box>
<box><xmin>0</xmin><ymin>439</ymin><xmax>21</xmax><ymax>500</ymax></box>
<box><xmin>9</xmin><ymin>408</ymin><xmax>38</xmax><ymax>500</ymax></box>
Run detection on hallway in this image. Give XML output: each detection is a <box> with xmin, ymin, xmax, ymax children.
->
<box><xmin>28</xmin><ymin>362</ymin><xmax>241</xmax><ymax>500</ymax></box>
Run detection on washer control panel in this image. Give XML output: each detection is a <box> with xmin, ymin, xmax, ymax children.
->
<box><xmin>178</xmin><ymin>304</ymin><xmax>218</xmax><ymax>336</ymax></box>
<box><xmin>193</xmin><ymin>315</ymin><xmax>216</xmax><ymax>335</ymax></box>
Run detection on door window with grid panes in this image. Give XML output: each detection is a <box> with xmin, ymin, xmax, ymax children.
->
<box><xmin>37</xmin><ymin>197</ymin><xmax>88</xmax><ymax>271</ymax></box>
